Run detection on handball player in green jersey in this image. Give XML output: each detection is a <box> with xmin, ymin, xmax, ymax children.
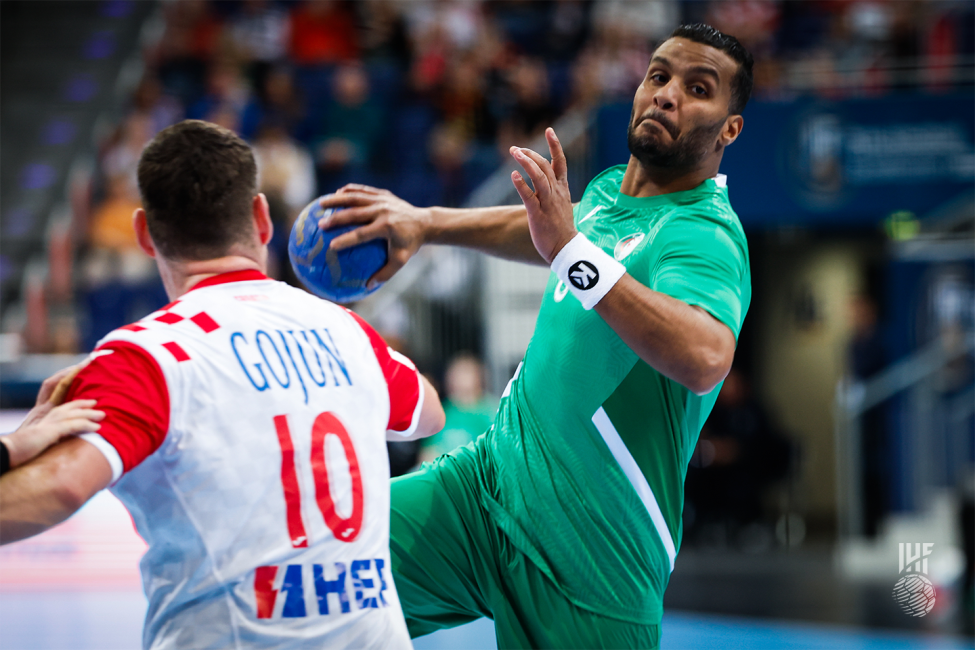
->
<box><xmin>320</xmin><ymin>23</ymin><xmax>753</xmax><ymax>650</ymax></box>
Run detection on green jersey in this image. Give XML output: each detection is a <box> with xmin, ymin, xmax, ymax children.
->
<box><xmin>422</xmin><ymin>397</ymin><xmax>498</xmax><ymax>457</ymax></box>
<box><xmin>477</xmin><ymin>165</ymin><xmax>751</xmax><ymax>624</ymax></box>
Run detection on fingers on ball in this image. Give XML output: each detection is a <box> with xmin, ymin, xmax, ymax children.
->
<box><xmin>329</xmin><ymin>223</ymin><xmax>386</xmax><ymax>251</ymax></box>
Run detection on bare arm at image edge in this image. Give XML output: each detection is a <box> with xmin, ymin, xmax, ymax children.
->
<box><xmin>0</xmin><ymin>437</ymin><xmax>112</xmax><ymax>544</ymax></box>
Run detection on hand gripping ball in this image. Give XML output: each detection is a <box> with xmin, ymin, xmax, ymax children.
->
<box><xmin>288</xmin><ymin>197</ymin><xmax>388</xmax><ymax>303</ymax></box>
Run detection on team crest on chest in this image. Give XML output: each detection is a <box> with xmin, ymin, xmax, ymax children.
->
<box><xmin>614</xmin><ymin>233</ymin><xmax>646</xmax><ymax>261</ymax></box>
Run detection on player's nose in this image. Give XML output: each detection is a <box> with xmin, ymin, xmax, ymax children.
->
<box><xmin>652</xmin><ymin>79</ymin><xmax>680</xmax><ymax>112</ymax></box>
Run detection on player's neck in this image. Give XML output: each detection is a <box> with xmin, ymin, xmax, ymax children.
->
<box><xmin>619</xmin><ymin>156</ymin><xmax>721</xmax><ymax>198</ymax></box>
<box><xmin>157</xmin><ymin>253</ymin><xmax>267</xmax><ymax>301</ymax></box>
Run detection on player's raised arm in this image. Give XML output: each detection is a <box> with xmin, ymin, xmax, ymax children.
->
<box><xmin>594</xmin><ymin>282</ymin><xmax>737</xmax><ymax>395</ymax></box>
<box><xmin>511</xmin><ymin>128</ymin><xmax>737</xmax><ymax>396</ymax></box>
<box><xmin>318</xmin><ymin>185</ymin><xmax>545</xmax><ymax>287</ymax></box>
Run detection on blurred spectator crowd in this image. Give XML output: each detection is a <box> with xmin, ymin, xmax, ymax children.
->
<box><xmin>54</xmin><ymin>0</ymin><xmax>974</xmax><ymax>353</ymax></box>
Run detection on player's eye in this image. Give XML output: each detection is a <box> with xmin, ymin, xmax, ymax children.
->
<box><xmin>649</xmin><ymin>73</ymin><xmax>667</xmax><ymax>84</ymax></box>
<box><xmin>690</xmin><ymin>84</ymin><xmax>708</xmax><ymax>96</ymax></box>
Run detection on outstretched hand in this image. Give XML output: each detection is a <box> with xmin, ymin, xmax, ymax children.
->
<box><xmin>3</xmin><ymin>360</ymin><xmax>104</xmax><ymax>470</ymax></box>
<box><xmin>318</xmin><ymin>185</ymin><xmax>431</xmax><ymax>289</ymax></box>
<box><xmin>509</xmin><ymin>128</ymin><xmax>578</xmax><ymax>264</ymax></box>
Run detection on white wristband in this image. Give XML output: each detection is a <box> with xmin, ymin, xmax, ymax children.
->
<box><xmin>551</xmin><ymin>233</ymin><xmax>626</xmax><ymax>310</ymax></box>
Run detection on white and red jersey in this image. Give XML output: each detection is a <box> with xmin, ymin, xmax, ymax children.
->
<box><xmin>66</xmin><ymin>270</ymin><xmax>421</xmax><ymax>650</ymax></box>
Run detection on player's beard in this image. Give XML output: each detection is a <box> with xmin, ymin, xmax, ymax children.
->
<box><xmin>627</xmin><ymin>109</ymin><xmax>727</xmax><ymax>172</ymax></box>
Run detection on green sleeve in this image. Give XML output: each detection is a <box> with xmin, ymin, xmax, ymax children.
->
<box><xmin>649</xmin><ymin>213</ymin><xmax>747</xmax><ymax>339</ymax></box>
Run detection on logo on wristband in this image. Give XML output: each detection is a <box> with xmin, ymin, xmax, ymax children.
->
<box><xmin>568</xmin><ymin>261</ymin><xmax>599</xmax><ymax>290</ymax></box>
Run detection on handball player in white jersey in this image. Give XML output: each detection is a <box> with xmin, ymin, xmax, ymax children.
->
<box><xmin>0</xmin><ymin>120</ymin><xmax>445</xmax><ymax>650</ymax></box>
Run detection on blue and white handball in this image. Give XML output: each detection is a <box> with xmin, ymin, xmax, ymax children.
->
<box><xmin>288</xmin><ymin>197</ymin><xmax>388</xmax><ymax>303</ymax></box>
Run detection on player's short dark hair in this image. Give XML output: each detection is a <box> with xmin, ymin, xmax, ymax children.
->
<box><xmin>137</xmin><ymin>120</ymin><xmax>257</xmax><ymax>260</ymax></box>
<box><xmin>668</xmin><ymin>23</ymin><xmax>754</xmax><ymax>115</ymax></box>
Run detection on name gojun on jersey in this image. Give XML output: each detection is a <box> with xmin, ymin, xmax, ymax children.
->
<box><xmin>66</xmin><ymin>270</ymin><xmax>418</xmax><ymax>650</ymax></box>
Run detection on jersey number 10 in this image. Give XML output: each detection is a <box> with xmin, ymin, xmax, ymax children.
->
<box><xmin>273</xmin><ymin>412</ymin><xmax>364</xmax><ymax>546</ymax></box>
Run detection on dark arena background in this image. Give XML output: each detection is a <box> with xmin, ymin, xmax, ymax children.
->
<box><xmin>0</xmin><ymin>1</ymin><xmax>973</xmax><ymax>649</ymax></box>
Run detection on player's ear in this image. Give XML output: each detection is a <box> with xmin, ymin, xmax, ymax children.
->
<box><xmin>719</xmin><ymin>115</ymin><xmax>743</xmax><ymax>148</ymax></box>
<box><xmin>133</xmin><ymin>208</ymin><xmax>157</xmax><ymax>258</ymax></box>
<box><xmin>253</xmin><ymin>193</ymin><xmax>273</xmax><ymax>246</ymax></box>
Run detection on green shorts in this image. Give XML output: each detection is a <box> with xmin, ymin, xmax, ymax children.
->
<box><xmin>389</xmin><ymin>443</ymin><xmax>661</xmax><ymax>650</ymax></box>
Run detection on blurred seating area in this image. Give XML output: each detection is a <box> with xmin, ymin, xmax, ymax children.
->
<box><xmin>3</xmin><ymin>0</ymin><xmax>971</xmax><ymax>359</ymax></box>
<box><xmin>702</xmin><ymin>0</ymin><xmax>974</xmax><ymax>97</ymax></box>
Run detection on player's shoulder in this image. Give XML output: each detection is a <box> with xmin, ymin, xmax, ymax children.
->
<box><xmin>93</xmin><ymin>276</ymin><xmax>275</xmax><ymax>348</ymax></box>
<box><xmin>95</xmin><ymin>302</ymin><xmax>208</xmax><ymax>369</ymax></box>
<box><xmin>666</xmin><ymin>182</ymin><xmax>746</xmax><ymax>239</ymax></box>
<box><xmin>98</xmin><ymin>277</ymin><xmax>363</xmax><ymax>348</ymax></box>
<box><xmin>650</xmin><ymin>207</ymin><xmax>747</xmax><ymax>267</ymax></box>
<box><xmin>337</xmin><ymin>306</ymin><xmax>386</xmax><ymax>346</ymax></box>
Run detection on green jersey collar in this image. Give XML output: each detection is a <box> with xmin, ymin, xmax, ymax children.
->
<box><xmin>614</xmin><ymin>174</ymin><xmax>728</xmax><ymax>209</ymax></box>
